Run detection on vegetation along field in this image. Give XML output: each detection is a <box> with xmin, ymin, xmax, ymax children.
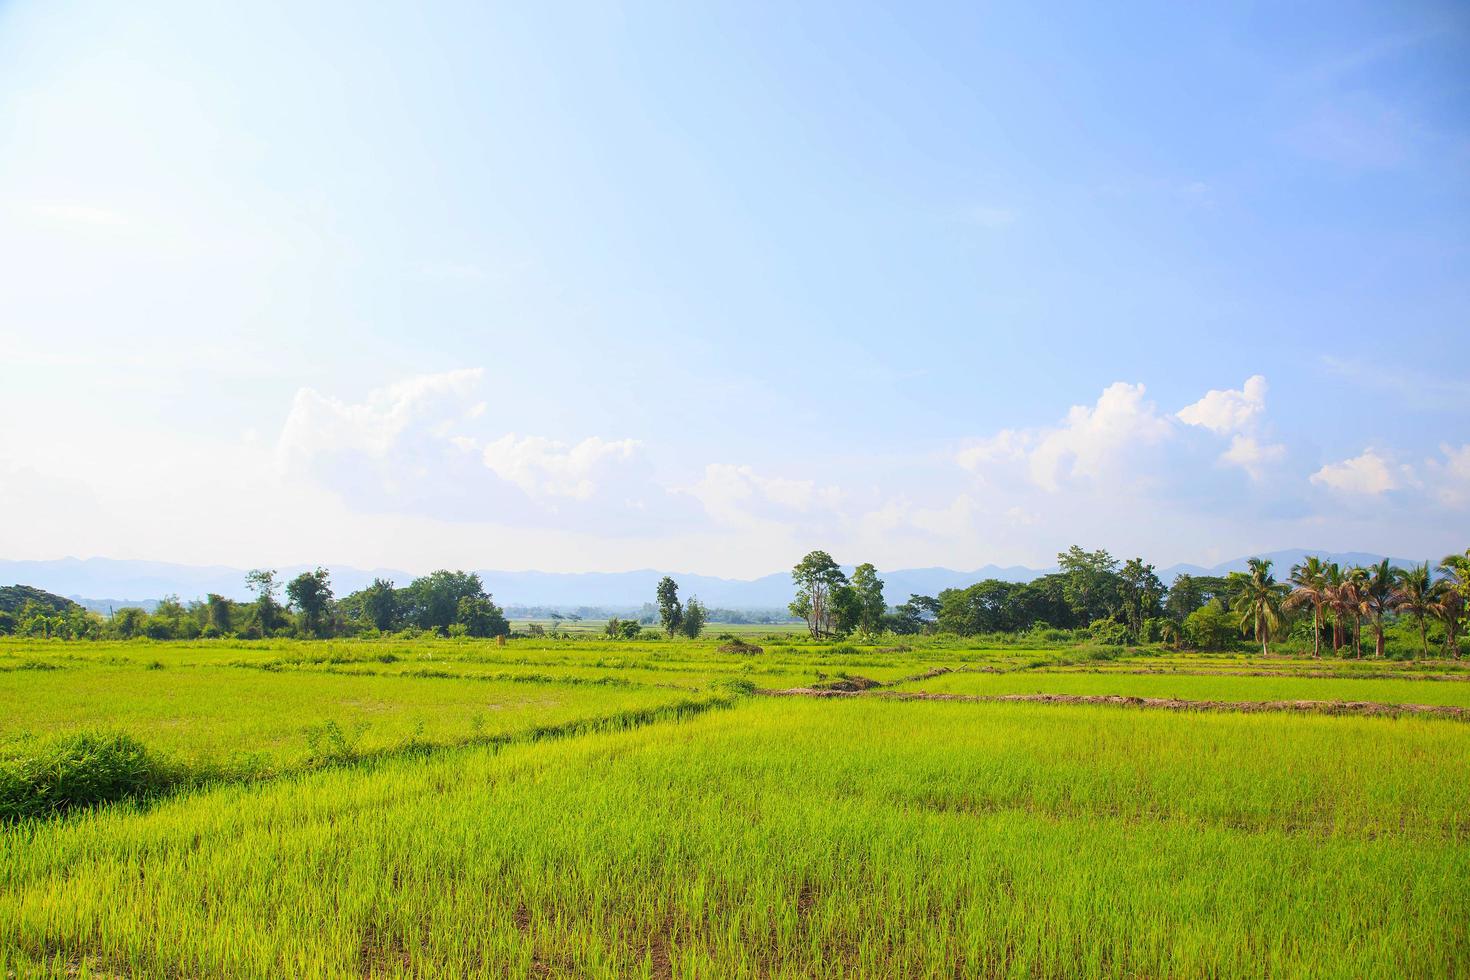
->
<box><xmin>4</xmin><ymin>549</ymin><xmax>1470</xmax><ymax>976</ymax></box>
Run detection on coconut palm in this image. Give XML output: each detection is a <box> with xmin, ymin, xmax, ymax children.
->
<box><xmin>1435</xmin><ymin>552</ymin><xmax>1468</xmax><ymax>658</ymax></box>
<box><xmin>1393</xmin><ymin>563</ymin><xmax>1442</xmax><ymax>660</ymax></box>
<box><xmin>1359</xmin><ymin>559</ymin><xmax>1396</xmax><ymax>659</ymax></box>
<box><xmin>1284</xmin><ymin>556</ymin><xmax>1329</xmax><ymax>658</ymax></box>
<box><xmin>1342</xmin><ymin>565</ymin><xmax>1367</xmax><ymax>658</ymax></box>
<box><xmin>1231</xmin><ymin>558</ymin><xmax>1287</xmax><ymax>657</ymax></box>
<box><xmin>1322</xmin><ymin>562</ymin><xmax>1346</xmax><ymax>653</ymax></box>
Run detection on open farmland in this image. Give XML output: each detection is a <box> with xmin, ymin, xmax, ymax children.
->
<box><xmin>2</xmin><ymin>636</ymin><xmax>1468</xmax><ymax>978</ymax></box>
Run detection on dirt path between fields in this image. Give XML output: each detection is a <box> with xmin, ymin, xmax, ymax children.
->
<box><xmin>1012</xmin><ymin>666</ymin><xmax>1470</xmax><ymax>682</ymax></box>
<box><xmin>761</xmin><ymin>687</ymin><xmax>1470</xmax><ymax>720</ymax></box>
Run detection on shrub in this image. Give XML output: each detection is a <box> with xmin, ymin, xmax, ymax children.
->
<box><xmin>0</xmin><ymin>731</ymin><xmax>171</xmax><ymax>821</ymax></box>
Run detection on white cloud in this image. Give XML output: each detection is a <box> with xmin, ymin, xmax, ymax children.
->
<box><xmin>277</xmin><ymin>368</ymin><xmax>484</xmax><ymax>467</ymax></box>
<box><xmin>1426</xmin><ymin>443</ymin><xmax>1470</xmax><ymax>509</ymax></box>
<box><xmin>684</xmin><ymin>464</ymin><xmax>844</xmax><ymax>526</ymax></box>
<box><xmin>956</xmin><ymin>429</ymin><xmax>1030</xmax><ymax>471</ymax></box>
<box><xmin>1220</xmin><ymin>435</ymin><xmax>1286</xmax><ymax>481</ymax></box>
<box><xmin>481</xmin><ymin>435</ymin><xmax>643</xmax><ymax>501</ymax></box>
<box><xmin>1310</xmin><ymin>449</ymin><xmax>1416</xmax><ymax>496</ymax></box>
<box><xmin>1027</xmin><ymin>382</ymin><xmax>1173</xmax><ymax>491</ymax></box>
<box><xmin>1176</xmin><ymin>375</ymin><xmax>1268</xmax><ymax>435</ymax></box>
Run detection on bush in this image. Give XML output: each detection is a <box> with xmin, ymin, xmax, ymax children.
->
<box><xmin>0</xmin><ymin>731</ymin><xmax>172</xmax><ymax>821</ymax></box>
<box><xmin>1087</xmin><ymin>618</ymin><xmax>1129</xmax><ymax>646</ymax></box>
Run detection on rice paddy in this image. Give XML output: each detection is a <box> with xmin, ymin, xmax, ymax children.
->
<box><xmin>2</xmin><ymin>636</ymin><xmax>1466</xmax><ymax>977</ymax></box>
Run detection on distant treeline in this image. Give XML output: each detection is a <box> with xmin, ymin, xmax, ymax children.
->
<box><xmin>789</xmin><ymin>546</ymin><xmax>1469</xmax><ymax>659</ymax></box>
<box><xmin>4</xmin><ymin>545</ymin><xmax>1467</xmax><ymax>658</ymax></box>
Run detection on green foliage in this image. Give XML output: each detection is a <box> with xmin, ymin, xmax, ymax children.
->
<box><xmin>1183</xmin><ymin>601</ymin><xmax>1236</xmax><ymax>650</ymax></box>
<box><xmin>680</xmin><ymin>597</ymin><xmax>707</xmax><ymax>639</ymax></box>
<box><xmin>285</xmin><ymin>568</ymin><xmax>334</xmax><ymax>636</ymax></box>
<box><xmin>790</xmin><ymin>550</ymin><xmax>846</xmax><ymax>638</ymax></box>
<box><xmin>0</xmin><ymin>731</ymin><xmax>170</xmax><ymax>821</ymax></box>
<box><xmin>656</xmin><ymin>576</ymin><xmax>683</xmax><ymax>637</ymax></box>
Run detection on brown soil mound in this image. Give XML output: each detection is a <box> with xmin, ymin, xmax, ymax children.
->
<box><xmin>809</xmin><ymin>675</ymin><xmax>882</xmax><ymax>692</ymax></box>
<box><xmin>718</xmin><ymin>639</ymin><xmax>764</xmax><ymax>655</ymax></box>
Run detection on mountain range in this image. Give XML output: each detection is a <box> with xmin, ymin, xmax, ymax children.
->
<box><xmin>0</xmin><ymin>551</ymin><xmax>1426</xmax><ymax>613</ymax></box>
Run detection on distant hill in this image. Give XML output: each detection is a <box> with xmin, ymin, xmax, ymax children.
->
<box><xmin>0</xmin><ymin>550</ymin><xmax>1433</xmax><ymax>612</ymax></box>
<box><xmin>0</xmin><ymin>584</ymin><xmax>79</xmax><ymax>615</ymax></box>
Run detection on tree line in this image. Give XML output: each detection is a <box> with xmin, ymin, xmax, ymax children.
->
<box><xmin>787</xmin><ymin>547</ymin><xmax>1470</xmax><ymax>659</ymax></box>
<box><xmin>0</xmin><ymin>568</ymin><xmax>512</xmax><ymax>641</ymax></box>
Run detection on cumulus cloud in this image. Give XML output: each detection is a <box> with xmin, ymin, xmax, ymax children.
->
<box><xmin>277</xmin><ymin>368</ymin><xmax>485</xmax><ymax>467</ymax></box>
<box><xmin>1027</xmin><ymin>382</ymin><xmax>1173</xmax><ymax>491</ymax></box>
<box><xmin>1176</xmin><ymin>375</ymin><xmax>1268</xmax><ymax>434</ymax></box>
<box><xmin>1310</xmin><ymin>449</ymin><xmax>1416</xmax><ymax>495</ymax></box>
<box><xmin>481</xmin><ymin>435</ymin><xmax>643</xmax><ymax>501</ymax></box>
<box><xmin>1220</xmin><ymin>435</ymin><xmax>1287</xmax><ymax>482</ymax></box>
<box><xmin>274</xmin><ymin>369</ymin><xmax>666</xmax><ymax>527</ymax></box>
<box><xmin>684</xmin><ymin>464</ymin><xmax>844</xmax><ymax>526</ymax></box>
<box><xmin>1425</xmin><ymin>443</ymin><xmax>1470</xmax><ymax>509</ymax></box>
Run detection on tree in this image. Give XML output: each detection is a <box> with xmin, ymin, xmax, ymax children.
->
<box><xmin>890</xmin><ymin>594</ymin><xmax>940</xmax><ymax>634</ymax></box>
<box><xmin>113</xmin><ymin>607</ymin><xmax>148</xmax><ymax>640</ymax></box>
<box><xmin>656</xmin><ymin>577</ymin><xmax>683</xmax><ymax>638</ymax></box>
<box><xmin>605</xmin><ymin>617</ymin><xmax>624</xmax><ymax>639</ymax></box>
<box><xmin>286</xmin><ymin>567</ymin><xmax>334</xmax><ymax>637</ymax></box>
<box><xmin>790</xmin><ymin>551</ymin><xmax>847</xmax><ymax>639</ymax></box>
<box><xmin>829</xmin><ymin>584</ymin><xmax>864</xmax><ymax>637</ymax></box>
<box><xmin>357</xmin><ymin>578</ymin><xmax>400</xmax><ymax>632</ymax></box>
<box><xmin>1164</xmin><ymin>574</ymin><xmax>1232</xmax><ymax>622</ymax></box>
<box><xmin>1359</xmin><ymin>559</ymin><xmax>1396</xmax><ymax>659</ymax></box>
<box><xmin>1183</xmin><ymin>600</ymin><xmax>1234</xmax><ymax>650</ymax></box>
<box><xmin>849</xmin><ymin>563</ymin><xmax>886</xmax><ymax>636</ymax></box>
<box><xmin>404</xmin><ymin>570</ymin><xmax>488</xmax><ymax>633</ymax></box>
<box><xmin>1438</xmin><ymin>552</ymin><xmax>1469</xmax><ymax>659</ymax></box>
<box><xmin>245</xmin><ymin>569</ymin><xmax>282</xmax><ymax>635</ymax></box>
<box><xmin>680</xmin><ymin>596</ymin><xmax>707</xmax><ymax>639</ymax></box>
<box><xmin>1283</xmin><ymin>556</ymin><xmax>1329</xmax><ymax>658</ymax></box>
<box><xmin>1117</xmin><ymin>558</ymin><xmax>1164</xmax><ymax>643</ymax></box>
<box><xmin>1057</xmin><ymin>546</ymin><xmax>1120</xmax><ymax>625</ymax></box>
<box><xmin>620</xmin><ymin>619</ymin><xmax>642</xmax><ymax>640</ymax></box>
<box><xmin>1393</xmin><ymin>563</ymin><xmax>1441</xmax><ymax>659</ymax></box>
<box><xmin>204</xmin><ymin>594</ymin><xmax>233</xmax><ymax>634</ymax></box>
<box><xmin>456</xmin><ymin>595</ymin><xmax>509</xmax><ymax>638</ymax></box>
<box><xmin>1230</xmin><ymin>558</ymin><xmax>1286</xmax><ymax>656</ymax></box>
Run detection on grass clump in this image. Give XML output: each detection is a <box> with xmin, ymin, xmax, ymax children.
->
<box><xmin>0</xmin><ymin>731</ymin><xmax>172</xmax><ymax>821</ymax></box>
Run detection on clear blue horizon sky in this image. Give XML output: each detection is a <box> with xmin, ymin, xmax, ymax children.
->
<box><xmin>1</xmin><ymin>1</ymin><xmax>1467</xmax><ymax>577</ymax></box>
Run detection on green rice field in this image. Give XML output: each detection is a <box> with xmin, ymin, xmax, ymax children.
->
<box><xmin>2</xmin><ymin>636</ymin><xmax>1467</xmax><ymax>977</ymax></box>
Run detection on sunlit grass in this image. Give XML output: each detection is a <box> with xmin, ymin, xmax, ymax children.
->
<box><xmin>1</xmin><ymin>698</ymin><xmax>1465</xmax><ymax>978</ymax></box>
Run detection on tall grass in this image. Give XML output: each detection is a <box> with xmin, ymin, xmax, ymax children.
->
<box><xmin>1</xmin><ymin>698</ymin><xmax>1465</xmax><ymax>978</ymax></box>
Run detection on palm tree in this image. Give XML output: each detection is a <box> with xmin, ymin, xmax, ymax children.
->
<box><xmin>1360</xmin><ymin>559</ymin><xmax>1396</xmax><ymax>659</ymax></box>
<box><xmin>1393</xmin><ymin>563</ymin><xmax>1442</xmax><ymax>660</ymax></box>
<box><xmin>1434</xmin><ymin>552</ymin><xmax>1468</xmax><ymax>659</ymax></box>
<box><xmin>1343</xmin><ymin>566</ymin><xmax>1367</xmax><ymax>659</ymax></box>
<box><xmin>1322</xmin><ymin>562</ymin><xmax>1346</xmax><ymax>653</ymax></box>
<box><xmin>1284</xmin><ymin>556</ymin><xmax>1329</xmax><ymax>658</ymax></box>
<box><xmin>1232</xmin><ymin>557</ymin><xmax>1287</xmax><ymax>657</ymax></box>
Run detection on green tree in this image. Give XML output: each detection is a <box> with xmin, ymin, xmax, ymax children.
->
<box><xmin>849</xmin><ymin>563</ymin><xmax>886</xmax><ymax>636</ymax></box>
<box><xmin>359</xmin><ymin>578</ymin><xmax>400</xmax><ymax>632</ymax></box>
<box><xmin>1393</xmin><ymin>563</ymin><xmax>1441</xmax><ymax>659</ymax></box>
<box><xmin>604</xmin><ymin>617</ymin><xmax>624</xmax><ymax>639</ymax></box>
<box><xmin>1438</xmin><ymin>552</ymin><xmax>1469</xmax><ymax>658</ymax></box>
<box><xmin>1283</xmin><ymin>556</ymin><xmax>1330</xmax><ymax>658</ymax></box>
<box><xmin>404</xmin><ymin>570</ymin><xmax>488</xmax><ymax>633</ymax></box>
<box><xmin>656</xmin><ymin>577</ymin><xmax>683</xmax><ymax>638</ymax></box>
<box><xmin>245</xmin><ymin>569</ymin><xmax>282</xmax><ymax>635</ymax></box>
<box><xmin>680</xmin><ymin>596</ymin><xmax>707</xmax><ymax>639</ymax></box>
<box><xmin>1230</xmin><ymin>558</ymin><xmax>1287</xmax><ymax>656</ymax></box>
<box><xmin>286</xmin><ymin>567</ymin><xmax>334</xmax><ymax>637</ymax></box>
<box><xmin>1183</xmin><ymin>601</ymin><xmax>1234</xmax><ymax>650</ymax></box>
<box><xmin>1116</xmin><ymin>558</ymin><xmax>1164</xmax><ymax>643</ymax></box>
<box><xmin>1057</xmin><ymin>546</ymin><xmax>1119</xmax><ymax>625</ymax></box>
<box><xmin>204</xmin><ymin>593</ymin><xmax>233</xmax><ymax>634</ymax></box>
<box><xmin>456</xmin><ymin>595</ymin><xmax>509</xmax><ymax>638</ymax></box>
<box><xmin>619</xmin><ymin>619</ymin><xmax>642</xmax><ymax>640</ymax></box>
<box><xmin>112</xmin><ymin>607</ymin><xmax>148</xmax><ymax>639</ymax></box>
<box><xmin>790</xmin><ymin>551</ymin><xmax>847</xmax><ymax>639</ymax></box>
<box><xmin>890</xmin><ymin>594</ymin><xmax>940</xmax><ymax>634</ymax></box>
<box><xmin>1358</xmin><ymin>559</ymin><xmax>1396</xmax><ymax>659</ymax></box>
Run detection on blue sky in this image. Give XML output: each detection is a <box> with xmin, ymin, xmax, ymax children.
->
<box><xmin>1</xmin><ymin>0</ymin><xmax>1467</xmax><ymax>577</ymax></box>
